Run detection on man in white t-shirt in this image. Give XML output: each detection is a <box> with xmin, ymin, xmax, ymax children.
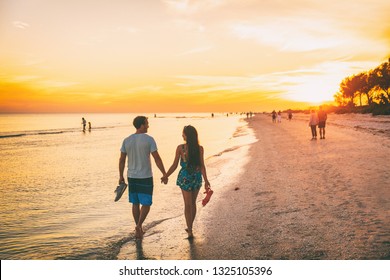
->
<box><xmin>119</xmin><ymin>116</ymin><xmax>167</xmax><ymax>239</ymax></box>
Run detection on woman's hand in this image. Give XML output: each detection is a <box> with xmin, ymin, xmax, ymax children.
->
<box><xmin>204</xmin><ymin>180</ymin><xmax>211</xmax><ymax>191</ymax></box>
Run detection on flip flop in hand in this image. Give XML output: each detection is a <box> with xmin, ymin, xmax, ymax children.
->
<box><xmin>202</xmin><ymin>188</ymin><xmax>213</xmax><ymax>206</ymax></box>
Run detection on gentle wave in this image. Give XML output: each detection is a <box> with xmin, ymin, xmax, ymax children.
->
<box><xmin>37</xmin><ymin>131</ymin><xmax>64</xmax><ymax>135</ymax></box>
<box><xmin>0</xmin><ymin>126</ymin><xmax>118</xmax><ymax>139</ymax></box>
<box><xmin>0</xmin><ymin>133</ymin><xmax>27</xmax><ymax>139</ymax></box>
<box><xmin>210</xmin><ymin>145</ymin><xmax>242</xmax><ymax>158</ymax></box>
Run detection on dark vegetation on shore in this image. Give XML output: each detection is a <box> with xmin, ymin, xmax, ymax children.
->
<box><xmin>333</xmin><ymin>58</ymin><xmax>390</xmax><ymax>115</ymax></box>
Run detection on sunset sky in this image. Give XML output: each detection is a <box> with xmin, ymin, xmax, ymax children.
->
<box><xmin>1</xmin><ymin>0</ymin><xmax>389</xmax><ymax>113</ymax></box>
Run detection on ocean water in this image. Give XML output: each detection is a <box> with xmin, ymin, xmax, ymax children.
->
<box><xmin>0</xmin><ymin>113</ymin><xmax>255</xmax><ymax>259</ymax></box>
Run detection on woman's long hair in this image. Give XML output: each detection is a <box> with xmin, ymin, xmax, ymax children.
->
<box><xmin>183</xmin><ymin>125</ymin><xmax>200</xmax><ymax>170</ymax></box>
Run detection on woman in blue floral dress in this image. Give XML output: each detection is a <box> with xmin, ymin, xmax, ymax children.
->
<box><xmin>164</xmin><ymin>125</ymin><xmax>211</xmax><ymax>238</ymax></box>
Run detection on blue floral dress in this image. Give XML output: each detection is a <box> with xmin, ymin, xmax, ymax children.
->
<box><xmin>176</xmin><ymin>145</ymin><xmax>202</xmax><ymax>191</ymax></box>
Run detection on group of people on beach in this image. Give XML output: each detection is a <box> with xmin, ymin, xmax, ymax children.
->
<box><xmin>270</xmin><ymin>107</ymin><xmax>327</xmax><ymax>140</ymax></box>
<box><xmin>308</xmin><ymin>106</ymin><xmax>328</xmax><ymax>140</ymax></box>
<box><xmin>118</xmin><ymin>116</ymin><xmax>212</xmax><ymax>240</ymax></box>
<box><xmin>271</xmin><ymin>110</ymin><xmax>293</xmax><ymax>123</ymax></box>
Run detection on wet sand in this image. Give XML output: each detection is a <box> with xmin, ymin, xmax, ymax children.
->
<box><xmin>118</xmin><ymin>113</ymin><xmax>390</xmax><ymax>260</ymax></box>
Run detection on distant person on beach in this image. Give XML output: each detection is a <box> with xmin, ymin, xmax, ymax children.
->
<box><xmin>162</xmin><ymin>125</ymin><xmax>211</xmax><ymax>239</ymax></box>
<box><xmin>82</xmin><ymin>117</ymin><xmax>87</xmax><ymax>132</ymax></box>
<box><xmin>317</xmin><ymin>106</ymin><xmax>328</xmax><ymax>139</ymax></box>
<box><xmin>277</xmin><ymin>111</ymin><xmax>282</xmax><ymax>123</ymax></box>
<box><xmin>309</xmin><ymin>110</ymin><xmax>319</xmax><ymax>140</ymax></box>
<box><xmin>271</xmin><ymin>110</ymin><xmax>277</xmax><ymax>123</ymax></box>
<box><xmin>119</xmin><ymin>116</ymin><xmax>168</xmax><ymax>239</ymax></box>
<box><xmin>288</xmin><ymin>110</ymin><xmax>293</xmax><ymax>121</ymax></box>
<box><xmin>88</xmin><ymin>122</ymin><xmax>91</xmax><ymax>131</ymax></box>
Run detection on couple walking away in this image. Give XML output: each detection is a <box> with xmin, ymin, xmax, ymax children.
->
<box><xmin>118</xmin><ymin>116</ymin><xmax>212</xmax><ymax>239</ymax></box>
<box><xmin>308</xmin><ymin>106</ymin><xmax>327</xmax><ymax>140</ymax></box>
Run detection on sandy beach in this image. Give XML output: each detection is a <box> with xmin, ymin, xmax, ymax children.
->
<box><xmin>118</xmin><ymin>113</ymin><xmax>390</xmax><ymax>260</ymax></box>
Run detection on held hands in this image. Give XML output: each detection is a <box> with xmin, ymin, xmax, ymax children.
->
<box><xmin>161</xmin><ymin>175</ymin><xmax>168</xmax><ymax>185</ymax></box>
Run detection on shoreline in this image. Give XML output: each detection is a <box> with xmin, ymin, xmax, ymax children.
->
<box><xmin>194</xmin><ymin>114</ymin><xmax>390</xmax><ymax>260</ymax></box>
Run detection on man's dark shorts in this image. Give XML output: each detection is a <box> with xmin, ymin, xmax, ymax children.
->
<box><xmin>318</xmin><ymin>121</ymin><xmax>326</xmax><ymax>128</ymax></box>
<box><xmin>128</xmin><ymin>177</ymin><xmax>153</xmax><ymax>206</ymax></box>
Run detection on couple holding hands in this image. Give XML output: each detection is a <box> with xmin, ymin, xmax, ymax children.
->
<box><xmin>118</xmin><ymin>116</ymin><xmax>212</xmax><ymax>239</ymax></box>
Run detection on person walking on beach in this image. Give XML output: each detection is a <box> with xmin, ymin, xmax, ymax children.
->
<box><xmin>309</xmin><ymin>110</ymin><xmax>319</xmax><ymax>140</ymax></box>
<box><xmin>162</xmin><ymin>125</ymin><xmax>211</xmax><ymax>239</ymax></box>
<box><xmin>82</xmin><ymin>117</ymin><xmax>87</xmax><ymax>132</ymax></box>
<box><xmin>277</xmin><ymin>110</ymin><xmax>282</xmax><ymax>123</ymax></box>
<box><xmin>119</xmin><ymin>116</ymin><xmax>168</xmax><ymax>239</ymax></box>
<box><xmin>271</xmin><ymin>110</ymin><xmax>277</xmax><ymax>123</ymax></box>
<box><xmin>288</xmin><ymin>110</ymin><xmax>293</xmax><ymax>121</ymax></box>
<box><xmin>317</xmin><ymin>106</ymin><xmax>328</xmax><ymax>139</ymax></box>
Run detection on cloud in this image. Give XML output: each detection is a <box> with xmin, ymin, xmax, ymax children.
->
<box><xmin>174</xmin><ymin>74</ymin><xmax>277</xmax><ymax>94</ymax></box>
<box><xmin>38</xmin><ymin>80</ymin><xmax>80</xmax><ymax>89</ymax></box>
<box><xmin>162</xmin><ymin>0</ymin><xmax>227</xmax><ymax>14</ymax></box>
<box><xmin>13</xmin><ymin>21</ymin><xmax>30</xmax><ymax>29</ymax></box>
<box><xmin>113</xmin><ymin>26</ymin><xmax>139</xmax><ymax>34</ymax></box>
<box><xmin>172</xmin><ymin>19</ymin><xmax>206</xmax><ymax>32</ymax></box>
<box><xmin>123</xmin><ymin>86</ymin><xmax>162</xmax><ymax>94</ymax></box>
<box><xmin>10</xmin><ymin>75</ymin><xmax>41</xmax><ymax>82</ymax></box>
<box><xmin>177</xmin><ymin>46</ymin><xmax>213</xmax><ymax>56</ymax></box>
<box><xmin>230</xmin><ymin>18</ymin><xmax>347</xmax><ymax>52</ymax></box>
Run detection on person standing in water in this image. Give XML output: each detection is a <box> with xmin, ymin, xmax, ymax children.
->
<box><xmin>163</xmin><ymin>125</ymin><xmax>211</xmax><ymax>239</ymax></box>
<box><xmin>82</xmin><ymin>117</ymin><xmax>87</xmax><ymax>132</ymax></box>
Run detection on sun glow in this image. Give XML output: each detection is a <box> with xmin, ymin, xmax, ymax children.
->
<box><xmin>283</xmin><ymin>80</ymin><xmax>338</xmax><ymax>104</ymax></box>
<box><xmin>1</xmin><ymin>0</ymin><xmax>389</xmax><ymax>112</ymax></box>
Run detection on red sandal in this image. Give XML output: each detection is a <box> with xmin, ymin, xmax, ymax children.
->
<box><xmin>202</xmin><ymin>189</ymin><xmax>213</xmax><ymax>206</ymax></box>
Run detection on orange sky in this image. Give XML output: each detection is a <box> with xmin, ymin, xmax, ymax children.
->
<box><xmin>1</xmin><ymin>0</ymin><xmax>389</xmax><ymax>113</ymax></box>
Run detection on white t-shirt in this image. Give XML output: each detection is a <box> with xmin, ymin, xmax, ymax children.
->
<box><xmin>120</xmin><ymin>133</ymin><xmax>157</xmax><ymax>179</ymax></box>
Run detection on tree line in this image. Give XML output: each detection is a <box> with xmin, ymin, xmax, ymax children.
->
<box><xmin>333</xmin><ymin>58</ymin><xmax>390</xmax><ymax>115</ymax></box>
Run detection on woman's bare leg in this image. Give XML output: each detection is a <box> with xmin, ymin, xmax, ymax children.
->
<box><xmin>182</xmin><ymin>189</ymin><xmax>199</xmax><ymax>238</ymax></box>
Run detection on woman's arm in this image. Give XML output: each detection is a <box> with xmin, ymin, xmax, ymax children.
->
<box><xmin>165</xmin><ymin>145</ymin><xmax>181</xmax><ymax>178</ymax></box>
<box><xmin>199</xmin><ymin>146</ymin><xmax>210</xmax><ymax>189</ymax></box>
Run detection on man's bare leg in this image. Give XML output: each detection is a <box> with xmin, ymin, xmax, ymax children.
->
<box><xmin>135</xmin><ymin>205</ymin><xmax>150</xmax><ymax>239</ymax></box>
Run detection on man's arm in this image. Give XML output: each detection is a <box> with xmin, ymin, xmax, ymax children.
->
<box><xmin>151</xmin><ymin>150</ymin><xmax>167</xmax><ymax>177</ymax></box>
<box><xmin>119</xmin><ymin>152</ymin><xmax>127</xmax><ymax>183</ymax></box>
